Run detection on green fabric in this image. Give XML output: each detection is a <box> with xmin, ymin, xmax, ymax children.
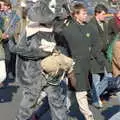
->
<box><xmin>0</xmin><ymin>30</ymin><xmax>2</xmax><ymax>41</ymax></box>
<box><xmin>0</xmin><ymin>29</ymin><xmax>5</xmax><ymax>60</ymax></box>
<box><xmin>0</xmin><ymin>17</ymin><xmax>5</xmax><ymax>60</ymax></box>
<box><xmin>0</xmin><ymin>43</ymin><xmax>5</xmax><ymax>60</ymax></box>
<box><xmin>106</xmin><ymin>34</ymin><xmax>120</xmax><ymax>63</ymax></box>
<box><xmin>0</xmin><ymin>17</ymin><xmax>4</xmax><ymax>30</ymax></box>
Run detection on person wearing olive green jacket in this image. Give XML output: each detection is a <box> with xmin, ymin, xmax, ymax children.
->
<box><xmin>0</xmin><ymin>28</ymin><xmax>9</xmax><ymax>87</ymax></box>
<box><xmin>0</xmin><ymin>0</ymin><xmax>14</xmax><ymax>86</ymax></box>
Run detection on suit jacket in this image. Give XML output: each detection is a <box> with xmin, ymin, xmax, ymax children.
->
<box><xmin>89</xmin><ymin>17</ymin><xmax>111</xmax><ymax>73</ymax></box>
<box><xmin>60</xmin><ymin>20</ymin><xmax>95</xmax><ymax>91</ymax></box>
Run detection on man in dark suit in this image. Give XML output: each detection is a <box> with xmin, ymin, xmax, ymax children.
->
<box><xmin>89</xmin><ymin>4</ymin><xmax>111</xmax><ymax>108</ymax></box>
<box><xmin>60</xmin><ymin>3</ymin><xmax>96</xmax><ymax>120</ymax></box>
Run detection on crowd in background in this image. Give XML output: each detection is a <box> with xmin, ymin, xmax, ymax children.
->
<box><xmin>0</xmin><ymin>0</ymin><xmax>119</xmax><ymax>120</ymax></box>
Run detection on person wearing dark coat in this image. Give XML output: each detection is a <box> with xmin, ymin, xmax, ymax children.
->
<box><xmin>88</xmin><ymin>4</ymin><xmax>112</xmax><ymax>108</ymax></box>
<box><xmin>59</xmin><ymin>3</ymin><xmax>96</xmax><ymax>120</ymax></box>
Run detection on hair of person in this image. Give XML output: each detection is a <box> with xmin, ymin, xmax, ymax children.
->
<box><xmin>0</xmin><ymin>0</ymin><xmax>11</xmax><ymax>8</ymax></box>
<box><xmin>94</xmin><ymin>4</ymin><xmax>108</xmax><ymax>15</ymax></box>
<box><xmin>115</xmin><ymin>9</ymin><xmax>120</xmax><ymax>15</ymax></box>
<box><xmin>71</xmin><ymin>3</ymin><xmax>86</xmax><ymax>16</ymax></box>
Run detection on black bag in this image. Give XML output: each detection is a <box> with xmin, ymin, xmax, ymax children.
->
<box><xmin>108</xmin><ymin>75</ymin><xmax>120</xmax><ymax>91</ymax></box>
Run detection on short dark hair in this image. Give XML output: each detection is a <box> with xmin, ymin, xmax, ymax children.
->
<box><xmin>94</xmin><ymin>4</ymin><xmax>108</xmax><ymax>15</ymax></box>
<box><xmin>72</xmin><ymin>3</ymin><xmax>86</xmax><ymax>15</ymax></box>
<box><xmin>0</xmin><ymin>0</ymin><xmax>11</xmax><ymax>8</ymax></box>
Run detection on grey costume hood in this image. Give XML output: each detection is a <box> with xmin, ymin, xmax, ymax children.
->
<box><xmin>27</xmin><ymin>0</ymin><xmax>70</xmax><ymax>24</ymax></box>
<box><xmin>24</xmin><ymin>0</ymin><xmax>71</xmax><ymax>36</ymax></box>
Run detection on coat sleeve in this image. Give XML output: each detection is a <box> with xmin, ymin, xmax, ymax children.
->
<box><xmin>55</xmin><ymin>31</ymin><xmax>71</xmax><ymax>56</ymax></box>
<box><xmin>89</xmin><ymin>25</ymin><xmax>106</xmax><ymax>66</ymax></box>
<box><xmin>8</xmin><ymin>31</ymin><xmax>50</xmax><ymax>60</ymax></box>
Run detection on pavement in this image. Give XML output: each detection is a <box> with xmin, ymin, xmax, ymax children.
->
<box><xmin>0</xmin><ymin>80</ymin><xmax>119</xmax><ymax>120</ymax></box>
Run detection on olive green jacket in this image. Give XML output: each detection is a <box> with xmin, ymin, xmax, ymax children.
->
<box><xmin>0</xmin><ymin>30</ymin><xmax>5</xmax><ymax>60</ymax></box>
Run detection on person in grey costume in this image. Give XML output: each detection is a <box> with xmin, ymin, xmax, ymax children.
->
<box><xmin>8</xmin><ymin>0</ymin><xmax>76</xmax><ymax>120</ymax></box>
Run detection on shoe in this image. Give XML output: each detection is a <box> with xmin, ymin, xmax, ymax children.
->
<box><xmin>0</xmin><ymin>83</ymin><xmax>4</xmax><ymax>88</ymax></box>
<box><xmin>88</xmin><ymin>115</ymin><xmax>95</xmax><ymax>120</ymax></box>
<box><xmin>92</xmin><ymin>101</ymin><xmax>103</xmax><ymax>108</ymax></box>
<box><xmin>85</xmin><ymin>114</ymin><xmax>95</xmax><ymax>120</ymax></box>
<box><xmin>8</xmin><ymin>72</ymin><xmax>14</xmax><ymax>80</ymax></box>
<box><xmin>31</xmin><ymin>115</ymin><xmax>39</xmax><ymax>120</ymax></box>
<box><xmin>68</xmin><ymin>116</ymin><xmax>78</xmax><ymax>120</ymax></box>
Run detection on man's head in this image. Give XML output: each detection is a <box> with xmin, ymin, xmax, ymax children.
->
<box><xmin>115</xmin><ymin>10</ymin><xmax>120</xmax><ymax>20</ymax></box>
<box><xmin>94</xmin><ymin>4</ymin><xmax>108</xmax><ymax>22</ymax></box>
<box><xmin>0</xmin><ymin>0</ymin><xmax>11</xmax><ymax>11</ymax></box>
<box><xmin>71</xmin><ymin>3</ymin><xmax>88</xmax><ymax>24</ymax></box>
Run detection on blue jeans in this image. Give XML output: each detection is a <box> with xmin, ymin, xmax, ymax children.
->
<box><xmin>109</xmin><ymin>111</ymin><xmax>120</xmax><ymax>120</ymax></box>
<box><xmin>92</xmin><ymin>71</ymin><xmax>112</xmax><ymax>106</ymax></box>
<box><xmin>92</xmin><ymin>74</ymin><xmax>102</xmax><ymax>105</ymax></box>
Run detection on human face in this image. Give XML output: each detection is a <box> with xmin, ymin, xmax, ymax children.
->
<box><xmin>74</xmin><ymin>8</ymin><xmax>88</xmax><ymax>24</ymax></box>
<box><xmin>0</xmin><ymin>1</ymin><xmax>5</xmax><ymax>11</ymax></box>
<box><xmin>0</xmin><ymin>1</ymin><xmax>10</xmax><ymax>11</ymax></box>
<box><xmin>116</xmin><ymin>11</ymin><xmax>120</xmax><ymax>20</ymax></box>
<box><xmin>0</xmin><ymin>1</ymin><xmax>10</xmax><ymax>12</ymax></box>
<box><xmin>3</xmin><ymin>5</ymin><xmax>10</xmax><ymax>11</ymax></box>
<box><xmin>96</xmin><ymin>11</ymin><xmax>106</xmax><ymax>22</ymax></box>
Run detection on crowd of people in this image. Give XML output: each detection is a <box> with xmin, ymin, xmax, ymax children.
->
<box><xmin>0</xmin><ymin>0</ymin><xmax>119</xmax><ymax>120</ymax></box>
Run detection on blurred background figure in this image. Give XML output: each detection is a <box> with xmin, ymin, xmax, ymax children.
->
<box><xmin>108</xmin><ymin>9</ymin><xmax>120</xmax><ymax>44</ymax></box>
<box><xmin>0</xmin><ymin>0</ymin><xmax>10</xmax><ymax>88</ymax></box>
<box><xmin>89</xmin><ymin>4</ymin><xmax>112</xmax><ymax>108</ymax></box>
<box><xmin>0</xmin><ymin>0</ymin><xmax>20</xmax><ymax>82</ymax></box>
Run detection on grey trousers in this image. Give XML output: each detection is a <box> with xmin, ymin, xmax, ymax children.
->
<box><xmin>16</xmin><ymin>84</ymin><xmax>68</xmax><ymax>120</ymax></box>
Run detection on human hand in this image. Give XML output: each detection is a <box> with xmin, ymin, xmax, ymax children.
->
<box><xmin>2</xmin><ymin>33</ymin><xmax>9</xmax><ymax>39</ymax></box>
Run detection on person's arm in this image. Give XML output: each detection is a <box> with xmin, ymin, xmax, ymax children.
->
<box><xmin>90</xmin><ymin>24</ymin><xmax>106</xmax><ymax>65</ymax></box>
<box><xmin>0</xmin><ymin>29</ymin><xmax>9</xmax><ymax>42</ymax></box>
<box><xmin>55</xmin><ymin>31</ymin><xmax>71</xmax><ymax>56</ymax></box>
<box><xmin>8</xmin><ymin>31</ymin><xmax>50</xmax><ymax>60</ymax></box>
